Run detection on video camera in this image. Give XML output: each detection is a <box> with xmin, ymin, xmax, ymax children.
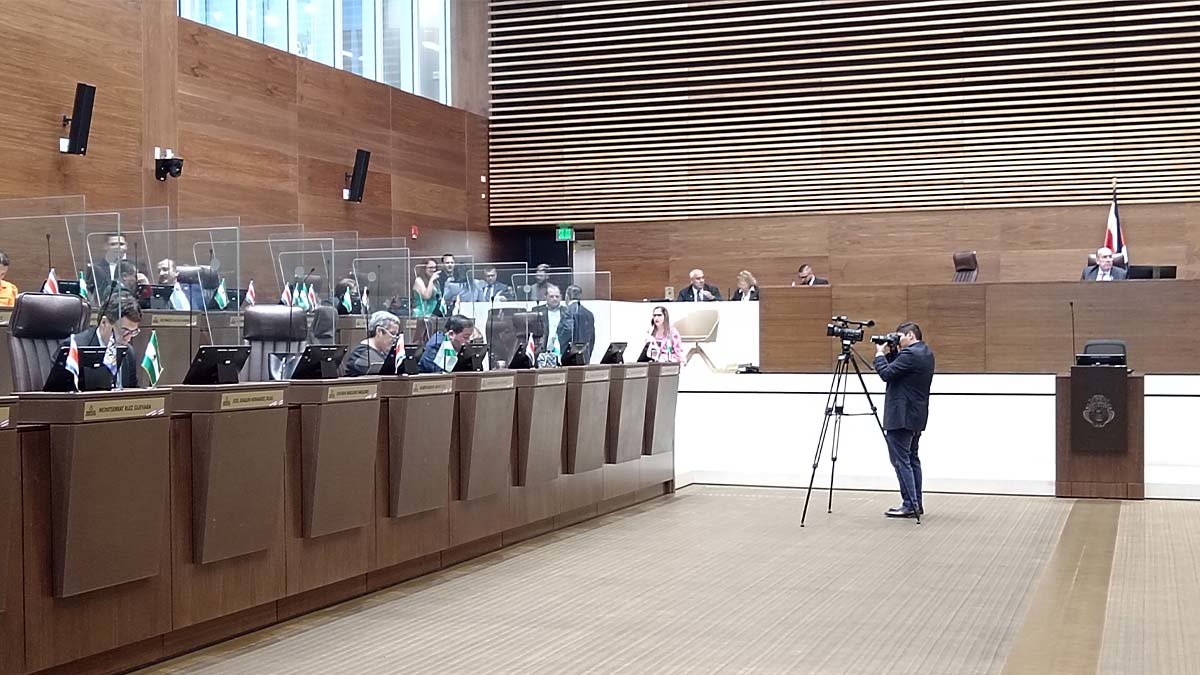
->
<box><xmin>871</xmin><ymin>332</ymin><xmax>901</xmax><ymax>347</ymax></box>
<box><xmin>826</xmin><ymin>316</ymin><xmax>875</xmax><ymax>344</ymax></box>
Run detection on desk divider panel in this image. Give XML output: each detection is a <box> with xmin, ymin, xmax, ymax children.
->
<box><xmin>563</xmin><ymin>365</ymin><xmax>611</xmax><ymax>474</ymax></box>
<box><xmin>381</xmin><ymin>375</ymin><xmax>454</xmax><ymax>518</ymax></box>
<box><xmin>606</xmin><ymin>364</ymin><xmax>649</xmax><ymax>464</ymax></box>
<box><xmin>514</xmin><ymin>369</ymin><xmax>567</xmax><ymax>487</ymax></box>
<box><xmin>454</xmin><ymin>372</ymin><xmax>516</xmax><ymax>501</ymax></box>
<box><xmin>286</xmin><ymin>379</ymin><xmax>381</xmax><ymax>538</ymax></box>
<box><xmin>644</xmin><ymin>363</ymin><xmax>679</xmax><ymax>456</ymax></box>
<box><xmin>132</xmin><ymin>311</ymin><xmax>202</xmax><ymax>388</ymax></box>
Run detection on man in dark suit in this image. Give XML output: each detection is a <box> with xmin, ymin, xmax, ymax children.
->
<box><xmin>85</xmin><ymin>233</ymin><xmax>129</xmax><ymax>302</ymax></box>
<box><xmin>563</xmin><ymin>285</ymin><xmax>596</xmax><ymax>362</ymax></box>
<box><xmin>792</xmin><ymin>264</ymin><xmax>830</xmax><ymax>286</ymax></box>
<box><xmin>1081</xmin><ymin>247</ymin><xmax>1128</xmax><ymax>281</ymax></box>
<box><xmin>676</xmin><ymin>269</ymin><xmax>722</xmax><ymax>302</ymax></box>
<box><xmin>477</xmin><ymin>266</ymin><xmax>512</xmax><ymax>302</ymax></box>
<box><xmin>874</xmin><ymin>321</ymin><xmax>935</xmax><ymax>518</ymax></box>
<box><xmin>66</xmin><ymin>291</ymin><xmax>142</xmax><ymax>389</ymax></box>
<box><xmin>532</xmin><ymin>284</ymin><xmax>573</xmax><ymax>356</ymax></box>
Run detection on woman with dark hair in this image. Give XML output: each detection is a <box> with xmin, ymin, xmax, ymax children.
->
<box><xmin>411</xmin><ymin>258</ymin><xmax>444</xmax><ymax>318</ymax></box>
<box><xmin>645</xmin><ymin>305</ymin><xmax>683</xmax><ymax>363</ymax></box>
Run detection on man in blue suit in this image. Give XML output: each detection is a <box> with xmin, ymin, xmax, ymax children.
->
<box><xmin>874</xmin><ymin>321</ymin><xmax>935</xmax><ymax>519</ymax></box>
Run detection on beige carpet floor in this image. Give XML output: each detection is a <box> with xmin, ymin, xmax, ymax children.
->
<box><xmin>140</xmin><ymin>486</ymin><xmax>1071</xmax><ymax>675</ymax></box>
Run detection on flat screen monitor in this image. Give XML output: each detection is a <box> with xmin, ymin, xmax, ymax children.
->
<box><xmin>399</xmin><ymin>343</ymin><xmax>421</xmax><ymax>375</ymax></box>
<box><xmin>43</xmin><ymin>345</ymin><xmax>129</xmax><ymax>392</ymax></box>
<box><xmin>508</xmin><ymin>343</ymin><xmax>533</xmax><ymax>370</ymax></box>
<box><xmin>136</xmin><ymin>283</ymin><xmax>174</xmax><ymax>309</ymax></box>
<box><xmin>209</xmin><ymin>287</ymin><xmax>248</xmax><ymax>311</ymax></box>
<box><xmin>1126</xmin><ymin>264</ymin><xmax>1177</xmax><ymax>280</ymax></box>
<box><xmin>57</xmin><ymin>280</ymin><xmax>81</xmax><ymax>296</ymax></box>
<box><xmin>636</xmin><ymin>342</ymin><xmax>653</xmax><ymax>363</ymax></box>
<box><xmin>290</xmin><ymin>345</ymin><xmax>347</xmax><ymax>380</ymax></box>
<box><xmin>1075</xmin><ymin>352</ymin><xmax>1126</xmax><ymax>367</ymax></box>
<box><xmin>452</xmin><ymin>343</ymin><xmax>487</xmax><ymax>372</ymax></box>
<box><xmin>561</xmin><ymin>341</ymin><xmax>588</xmax><ymax>366</ymax></box>
<box><xmin>183</xmin><ymin>346</ymin><xmax>251</xmax><ymax>385</ymax></box>
<box><xmin>599</xmin><ymin>342</ymin><xmax>627</xmax><ymax>365</ymax></box>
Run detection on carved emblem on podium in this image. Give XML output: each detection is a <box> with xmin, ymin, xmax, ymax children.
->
<box><xmin>1083</xmin><ymin>394</ymin><xmax>1116</xmax><ymax>428</ymax></box>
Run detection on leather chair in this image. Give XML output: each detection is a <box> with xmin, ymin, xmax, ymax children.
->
<box><xmin>241</xmin><ymin>305</ymin><xmax>307</xmax><ymax>382</ymax></box>
<box><xmin>1086</xmin><ymin>252</ymin><xmax>1129</xmax><ymax>269</ymax></box>
<box><xmin>8</xmin><ymin>292</ymin><xmax>89</xmax><ymax>392</ymax></box>
<box><xmin>309</xmin><ymin>305</ymin><xmax>336</xmax><ymax>345</ymax></box>
<box><xmin>952</xmin><ymin>251</ymin><xmax>979</xmax><ymax>283</ymax></box>
<box><xmin>1083</xmin><ymin>339</ymin><xmax>1127</xmax><ymax>356</ymax></box>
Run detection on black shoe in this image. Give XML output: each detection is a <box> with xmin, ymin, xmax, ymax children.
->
<box><xmin>885</xmin><ymin>506</ymin><xmax>918</xmax><ymax>518</ymax></box>
<box><xmin>918</xmin><ymin>505</ymin><xmax>924</xmax><ymax>515</ymax></box>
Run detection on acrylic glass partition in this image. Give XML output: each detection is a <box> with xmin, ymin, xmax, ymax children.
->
<box><xmin>511</xmin><ymin>266</ymin><xmax>577</xmax><ymax>304</ymax></box>
<box><xmin>350</xmin><ymin>256</ymin><xmax>412</xmax><ymax>317</ymax></box>
<box><xmin>140</xmin><ymin>225</ymin><xmax>243</xmax><ymax>342</ymax></box>
<box><xmin>276</xmin><ymin>239</ymin><xmax>337</xmax><ymax>305</ymax></box>
<box><xmin>0</xmin><ymin>195</ymin><xmax>86</xmax><ymax>217</ymax></box>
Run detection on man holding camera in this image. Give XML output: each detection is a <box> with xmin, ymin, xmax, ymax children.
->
<box><xmin>874</xmin><ymin>322</ymin><xmax>935</xmax><ymax>519</ymax></box>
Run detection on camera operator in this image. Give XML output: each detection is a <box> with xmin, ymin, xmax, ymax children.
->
<box><xmin>873</xmin><ymin>322</ymin><xmax>935</xmax><ymax>519</ymax></box>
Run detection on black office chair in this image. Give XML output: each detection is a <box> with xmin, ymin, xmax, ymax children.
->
<box><xmin>241</xmin><ymin>305</ymin><xmax>307</xmax><ymax>381</ymax></box>
<box><xmin>1083</xmin><ymin>339</ymin><xmax>1127</xmax><ymax>356</ymax></box>
<box><xmin>309</xmin><ymin>306</ymin><xmax>337</xmax><ymax>345</ymax></box>
<box><xmin>7</xmin><ymin>292</ymin><xmax>90</xmax><ymax>392</ymax></box>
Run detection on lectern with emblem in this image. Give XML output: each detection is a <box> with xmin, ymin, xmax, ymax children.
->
<box><xmin>1055</xmin><ymin>352</ymin><xmax>1144</xmax><ymax>498</ymax></box>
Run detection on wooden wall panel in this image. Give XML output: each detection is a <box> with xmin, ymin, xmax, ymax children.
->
<box><xmin>759</xmin><ymin>286</ymin><xmax>833</xmax><ymax>373</ymax></box>
<box><xmin>450</xmin><ymin>0</ymin><xmax>489</xmax><ymax>118</ymax></box>
<box><xmin>490</xmin><ymin>1</ymin><xmax>1200</xmax><ymax>226</ymax></box>
<box><xmin>907</xmin><ymin>285</ymin><xmax>987</xmax><ymax>373</ymax></box>
<box><xmin>465</xmin><ymin>113</ymin><xmax>490</xmax><ymax>232</ymax></box>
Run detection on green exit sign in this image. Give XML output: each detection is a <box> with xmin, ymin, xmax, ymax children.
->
<box><xmin>555</xmin><ymin>225</ymin><xmax>575</xmax><ymax>242</ymax></box>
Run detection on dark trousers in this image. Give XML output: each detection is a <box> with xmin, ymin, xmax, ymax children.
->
<box><xmin>885</xmin><ymin>428</ymin><xmax>923</xmax><ymax>510</ymax></box>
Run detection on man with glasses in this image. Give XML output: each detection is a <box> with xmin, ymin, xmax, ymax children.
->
<box><xmin>66</xmin><ymin>291</ymin><xmax>143</xmax><ymax>389</ymax></box>
<box><xmin>345</xmin><ymin>311</ymin><xmax>401</xmax><ymax>376</ymax></box>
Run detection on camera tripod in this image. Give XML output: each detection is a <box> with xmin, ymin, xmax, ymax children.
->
<box><xmin>800</xmin><ymin>339</ymin><xmax>917</xmax><ymax>525</ymax></box>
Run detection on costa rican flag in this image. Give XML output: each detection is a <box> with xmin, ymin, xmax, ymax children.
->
<box><xmin>65</xmin><ymin>334</ymin><xmax>81</xmax><ymax>391</ymax></box>
<box><xmin>245</xmin><ymin>279</ymin><xmax>257</xmax><ymax>305</ymax></box>
<box><xmin>42</xmin><ymin>268</ymin><xmax>59</xmax><ymax>294</ymax></box>
<box><xmin>1104</xmin><ymin>186</ymin><xmax>1127</xmax><ymax>262</ymax></box>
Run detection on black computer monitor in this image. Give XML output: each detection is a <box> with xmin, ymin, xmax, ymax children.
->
<box><xmin>290</xmin><ymin>345</ymin><xmax>347</xmax><ymax>379</ymax></box>
<box><xmin>335</xmin><ymin>295</ymin><xmax>363</xmax><ymax>316</ymax></box>
<box><xmin>599</xmin><ymin>342</ymin><xmax>628</xmax><ymax>365</ymax></box>
<box><xmin>636</xmin><ymin>342</ymin><xmax>653</xmax><ymax>363</ymax></box>
<box><xmin>136</xmin><ymin>283</ymin><xmax>175</xmax><ymax>309</ymax></box>
<box><xmin>208</xmin><ymin>287</ymin><xmax>248</xmax><ymax>311</ymax></box>
<box><xmin>561</xmin><ymin>341</ymin><xmax>588</xmax><ymax>366</ymax></box>
<box><xmin>399</xmin><ymin>344</ymin><xmax>421</xmax><ymax>375</ymax></box>
<box><xmin>1126</xmin><ymin>264</ymin><xmax>1177</xmax><ymax>280</ymax></box>
<box><xmin>508</xmin><ymin>343</ymin><xmax>533</xmax><ymax>370</ymax></box>
<box><xmin>182</xmin><ymin>346</ymin><xmax>251</xmax><ymax>385</ymax></box>
<box><xmin>43</xmin><ymin>345</ymin><xmax>129</xmax><ymax>392</ymax></box>
<box><xmin>1075</xmin><ymin>352</ymin><xmax>1127</xmax><ymax>367</ymax></box>
<box><xmin>57</xmin><ymin>280</ymin><xmax>81</xmax><ymax>296</ymax></box>
<box><xmin>452</xmin><ymin>343</ymin><xmax>487</xmax><ymax>372</ymax></box>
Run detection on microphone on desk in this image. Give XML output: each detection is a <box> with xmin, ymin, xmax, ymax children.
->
<box><xmin>1069</xmin><ymin>300</ymin><xmax>1077</xmax><ymax>366</ymax></box>
<box><xmin>45</xmin><ymin>233</ymin><xmax>53</xmax><ymax>280</ymax></box>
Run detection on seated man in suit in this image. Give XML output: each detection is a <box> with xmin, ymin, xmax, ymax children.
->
<box><xmin>477</xmin><ymin>266</ymin><xmax>511</xmax><ymax>302</ymax></box>
<box><xmin>66</xmin><ymin>292</ymin><xmax>142</xmax><ymax>389</ymax></box>
<box><xmin>344</xmin><ymin>311</ymin><xmax>400</xmax><ymax>376</ymax></box>
<box><xmin>792</xmin><ymin>264</ymin><xmax>830</xmax><ymax>286</ymax></box>
<box><xmin>874</xmin><ymin>321</ymin><xmax>935</xmax><ymax>519</ymax></box>
<box><xmin>418</xmin><ymin>314</ymin><xmax>475</xmax><ymax>373</ymax></box>
<box><xmin>1081</xmin><ymin>247</ymin><xmax>1127</xmax><ymax>281</ymax></box>
<box><xmin>676</xmin><ymin>269</ymin><xmax>722</xmax><ymax>302</ymax></box>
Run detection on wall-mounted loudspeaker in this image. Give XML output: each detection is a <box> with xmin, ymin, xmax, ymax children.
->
<box><xmin>59</xmin><ymin>83</ymin><xmax>96</xmax><ymax>155</ymax></box>
<box><xmin>343</xmin><ymin>148</ymin><xmax>371</xmax><ymax>202</ymax></box>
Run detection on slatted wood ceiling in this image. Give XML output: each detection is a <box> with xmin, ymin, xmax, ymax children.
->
<box><xmin>488</xmin><ymin>0</ymin><xmax>1200</xmax><ymax>226</ymax></box>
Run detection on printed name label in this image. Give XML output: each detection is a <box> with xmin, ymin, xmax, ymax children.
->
<box><xmin>354</xmin><ymin>317</ymin><xmax>368</xmax><ymax>328</ymax></box>
<box><xmin>537</xmin><ymin>372</ymin><xmax>567</xmax><ymax>386</ymax></box>
<box><xmin>228</xmin><ymin>316</ymin><xmax>244</xmax><ymax>327</ymax></box>
<box><xmin>624</xmin><ymin>367</ymin><xmax>648</xmax><ymax>379</ymax></box>
<box><xmin>327</xmin><ymin>383</ymin><xmax>379</xmax><ymax>401</ymax></box>
<box><xmin>83</xmin><ymin>397</ymin><xmax>167</xmax><ymax>421</ymax></box>
<box><xmin>480</xmin><ymin>376</ymin><xmax>515</xmax><ymax>390</ymax></box>
<box><xmin>220</xmin><ymin>389</ymin><xmax>285</xmax><ymax>410</ymax></box>
<box><xmin>411</xmin><ymin>381</ymin><xmax>453</xmax><ymax>396</ymax></box>
<box><xmin>660</xmin><ymin>365</ymin><xmax>680</xmax><ymax>376</ymax></box>
<box><xmin>584</xmin><ymin>370</ymin><xmax>608</xmax><ymax>382</ymax></box>
<box><xmin>152</xmin><ymin>314</ymin><xmax>196</xmax><ymax>327</ymax></box>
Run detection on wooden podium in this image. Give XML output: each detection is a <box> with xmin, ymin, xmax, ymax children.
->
<box><xmin>1056</xmin><ymin>367</ymin><xmax>1144</xmax><ymax>499</ymax></box>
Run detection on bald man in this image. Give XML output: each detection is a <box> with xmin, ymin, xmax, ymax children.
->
<box><xmin>1081</xmin><ymin>247</ymin><xmax>1127</xmax><ymax>281</ymax></box>
<box><xmin>676</xmin><ymin>269</ymin><xmax>722</xmax><ymax>302</ymax></box>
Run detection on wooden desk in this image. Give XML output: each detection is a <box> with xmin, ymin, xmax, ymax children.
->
<box><xmin>559</xmin><ymin>365</ymin><xmax>610</xmax><ymax>522</ymax></box>
<box><xmin>1056</xmin><ymin>370</ymin><xmax>1144</xmax><ymax>499</ymax></box>
<box><xmin>0</xmin><ymin>398</ymin><xmax>22</xmax><ymax>675</ymax></box>
<box><xmin>641</xmin><ymin>363</ymin><xmax>679</xmax><ymax>493</ymax></box>
<box><xmin>760</xmin><ymin>280</ymin><xmax>1200</xmax><ymax>373</ymax></box>
<box><xmin>510</xmin><ymin>369</ymin><xmax>566</xmax><ymax>535</ymax></box>
<box><xmin>168</xmin><ymin>382</ymin><xmax>288</xmax><ymax>628</ymax></box>
<box><xmin>17</xmin><ymin>389</ymin><xmax>172</xmax><ymax>671</ymax></box>
<box><xmin>449</xmin><ymin>371</ymin><xmax>515</xmax><ymax>557</ymax></box>
<box><xmin>604</xmin><ymin>364</ymin><xmax>649</xmax><ymax>502</ymax></box>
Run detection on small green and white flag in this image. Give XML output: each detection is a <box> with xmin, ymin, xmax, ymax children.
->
<box><xmin>437</xmin><ymin>339</ymin><xmax>458</xmax><ymax>372</ymax></box>
<box><xmin>340</xmin><ymin>286</ymin><xmax>353</xmax><ymax>313</ymax></box>
<box><xmin>550</xmin><ymin>333</ymin><xmax>562</xmax><ymax>357</ymax></box>
<box><xmin>213</xmin><ymin>278</ymin><xmax>229</xmax><ymax>310</ymax></box>
<box><xmin>77</xmin><ymin>271</ymin><xmax>89</xmax><ymax>300</ymax></box>
<box><xmin>296</xmin><ymin>283</ymin><xmax>310</xmax><ymax>310</ymax></box>
<box><xmin>141</xmin><ymin>330</ymin><xmax>163</xmax><ymax>386</ymax></box>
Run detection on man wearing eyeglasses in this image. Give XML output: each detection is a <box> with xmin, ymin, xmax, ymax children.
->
<box><xmin>345</xmin><ymin>311</ymin><xmax>402</xmax><ymax>376</ymax></box>
<box><xmin>66</xmin><ymin>291</ymin><xmax>143</xmax><ymax>389</ymax></box>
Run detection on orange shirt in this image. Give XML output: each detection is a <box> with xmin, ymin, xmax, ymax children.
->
<box><xmin>0</xmin><ymin>280</ymin><xmax>17</xmax><ymax>308</ymax></box>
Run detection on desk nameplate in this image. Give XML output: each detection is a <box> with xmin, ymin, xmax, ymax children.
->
<box><xmin>220</xmin><ymin>389</ymin><xmax>286</xmax><ymax>411</ymax></box>
<box><xmin>480</xmin><ymin>376</ymin><xmax>515</xmax><ymax>391</ymax></box>
<box><xmin>411</xmin><ymin>380</ymin><xmax>453</xmax><ymax>396</ymax></box>
<box><xmin>151</xmin><ymin>313</ymin><xmax>197</xmax><ymax>327</ymax></box>
<box><xmin>327</xmin><ymin>383</ymin><xmax>379</xmax><ymax>402</ymax></box>
<box><xmin>83</xmin><ymin>396</ymin><xmax>168</xmax><ymax>421</ymax></box>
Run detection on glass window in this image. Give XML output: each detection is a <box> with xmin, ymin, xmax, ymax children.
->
<box><xmin>416</xmin><ymin>0</ymin><xmax>446</xmax><ymax>102</ymax></box>
<box><xmin>340</xmin><ymin>0</ymin><xmax>378</xmax><ymax>79</ymax></box>
<box><xmin>180</xmin><ymin>0</ymin><xmax>238</xmax><ymax>34</ymax></box>
<box><xmin>242</xmin><ymin>0</ymin><xmax>289</xmax><ymax>51</ymax></box>
<box><xmin>290</xmin><ymin>0</ymin><xmax>335</xmax><ymax>66</ymax></box>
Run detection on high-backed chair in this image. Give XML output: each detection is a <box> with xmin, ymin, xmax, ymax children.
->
<box><xmin>1086</xmin><ymin>252</ymin><xmax>1129</xmax><ymax>269</ymax></box>
<box><xmin>1083</xmin><ymin>339</ymin><xmax>1127</xmax><ymax>356</ymax></box>
<box><xmin>673</xmin><ymin>309</ymin><xmax>720</xmax><ymax>370</ymax></box>
<box><xmin>952</xmin><ymin>251</ymin><xmax>979</xmax><ymax>283</ymax></box>
<box><xmin>309</xmin><ymin>305</ymin><xmax>336</xmax><ymax>345</ymax></box>
<box><xmin>7</xmin><ymin>292</ymin><xmax>89</xmax><ymax>392</ymax></box>
<box><xmin>241</xmin><ymin>305</ymin><xmax>307</xmax><ymax>382</ymax></box>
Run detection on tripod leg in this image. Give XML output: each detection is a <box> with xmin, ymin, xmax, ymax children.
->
<box><xmin>827</xmin><ymin>354</ymin><xmax>852</xmax><ymax>514</ymax></box>
<box><xmin>801</xmin><ymin>356</ymin><xmax>847</xmax><ymax>527</ymax></box>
